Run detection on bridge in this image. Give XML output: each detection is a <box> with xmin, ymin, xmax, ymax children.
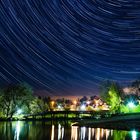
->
<box><xmin>23</xmin><ymin>110</ymin><xmax>109</xmax><ymax>120</ymax></box>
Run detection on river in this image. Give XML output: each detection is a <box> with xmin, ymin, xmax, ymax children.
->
<box><xmin>0</xmin><ymin>121</ymin><xmax>139</xmax><ymax>140</ymax></box>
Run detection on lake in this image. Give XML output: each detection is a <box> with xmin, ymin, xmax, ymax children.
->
<box><xmin>0</xmin><ymin>121</ymin><xmax>139</xmax><ymax>140</ymax></box>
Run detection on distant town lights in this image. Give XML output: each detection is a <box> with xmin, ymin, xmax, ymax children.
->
<box><xmin>73</xmin><ymin>100</ymin><xmax>77</xmax><ymax>105</ymax></box>
<box><xmin>86</xmin><ymin>101</ymin><xmax>90</xmax><ymax>105</ymax></box>
<box><xmin>80</xmin><ymin>105</ymin><xmax>86</xmax><ymax>111</ymax></box>
<box><xmin>58</xmin><ymin>105</ymin><xmax>62</xmax><ymax>109</ymax></box>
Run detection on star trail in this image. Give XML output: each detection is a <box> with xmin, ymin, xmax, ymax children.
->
<box><xmin>0</xmin><ymin>0</ymin><xmax>140</xmax><ymax>96</ymax></box>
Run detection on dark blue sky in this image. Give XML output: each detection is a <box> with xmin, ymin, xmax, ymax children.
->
<box><xmin>0</xmin><ymin>0</ymin><xmax>140</xmax><ymax>96</ymax></box>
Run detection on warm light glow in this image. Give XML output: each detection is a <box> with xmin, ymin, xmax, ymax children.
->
<box><xmin>71</xmin><ymin>126</ymin><xmax>78</xmax><ymax>140</ymax></box>
<box><xmin>88</xmin><ymin>128</ymin><xmax>91</xmax><ymax>140</ymax></box>
<box><xmin>51</xmin><ymin>125</ymin><xmax>54</xmax><ymax>140</ymax></box>
<box><xmin>86</xmin><ymin>101</ymin><xmax>90</xmax><ymax>105</ymax></box>
<box><xmin>73</xmin><ymin>100</ymin><xmax>77</xmax><ymax>105</ymax></box>
<box><xmin>105</xmin><ymin>129</ymin><xmax>110</xmax><ymax>140</ymax></box>
<box><xmin>51</xmin><ymin>101</ymin><xmax>55</xmax><ymax>106</ymax></box>
<box><xmin>95</xmin><ymin>128</ymin><xmax>100</xmax><ymax>140</ymax></box>
<box><xmin>123</xmin><ymin>87</ymin><xmax>131</xmax><ymax>93</ymax></box>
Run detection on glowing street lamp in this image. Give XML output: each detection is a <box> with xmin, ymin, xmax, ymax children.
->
<box><xmin>80</xmin><ymin>105</ymin><xmax>86</xmax><ymax>111</ymax></box>
<box><xmin>51</xmin><ymin>101</ymin><xmax>55</xmax><ymax>107</ymax></box>
<box><xmin>58</xmin><ymin>105</ymin><xmax>62</xmax><ymax>110</ymax></box>
<box><xmin>17</xmin><ymin>109</ymin><xmax>22</xmax><ymax>115</ymax></box>
<box><xmin>73</xmin><ymin>100</ymin><xmax>77</xmax><ymax>105</ymax></box>
<box><xmin>86</xmin><ymin>101</ymin><xmax>90</xmax><ymax>105</ymax></box>
<box><xmin>127</xmin><ymin>102</ymin><xmax>135</xmax><ymax>108</ymax></box>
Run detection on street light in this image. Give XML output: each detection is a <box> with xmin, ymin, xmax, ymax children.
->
<box><xmin>58</xmin><ymin>105</ymin><xmax>62</xmax><ymax>110</ymax></box>
<box><xmin>86</xmin><ymin>101</ymin><xmax>90</xmax><ymax>105</ymax></box>
<box><xmin>73</xmin><ymin>100</ymin><xmax>77</xmax><ymax>105</ymax></box>
<box><xmin>127</xmin><ymin>102</ymin><xmax>135</xmax><ymax>108</ymax></box>
<box><xmin>51</xmin><ymin>101</ymin><xmax>55</xmax><ymax>107</ymax></box>
<box><xmin>80</xmin><ymin>105</ymin><xmax>86</xmax><ymax>111</ymax></box>
<box><xmin>17</xmin><ymin>109</ymin><xmax>22</xmax><ymax>115</ymax></box>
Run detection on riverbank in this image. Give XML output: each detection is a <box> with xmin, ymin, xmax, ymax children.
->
<box><xmin>1</xmin><ymin>112</ymin><xmax>140</xmax><ymax>131</ymax></box>
<box><xmin>73</xmin><ymin>113</ymin><xmax>140</xmax><ymax>131</ymax></box>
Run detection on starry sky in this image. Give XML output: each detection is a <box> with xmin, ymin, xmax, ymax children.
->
<box><xmin>0</xmin><ymin>0</ymin><xmax>140</xmax><ymax>96</ymax></box>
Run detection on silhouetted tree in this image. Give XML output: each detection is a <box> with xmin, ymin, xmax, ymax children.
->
<box><xmin>80</xmin><ymin>96</ymin><xmax>88</xmax><ymax>103</ymax></box>
<box><xmin>0</xmin><ymin>83</ymin><xmax>33</xmax><ymax>118</ymax></box>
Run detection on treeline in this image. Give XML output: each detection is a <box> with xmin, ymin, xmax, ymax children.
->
<box><xmin>0</xmin><ymin>79</ymin><xmax>140</xmax><ymax>119</ymax></box>
<box><xmin>100</xmin><ymin>80</ymin><xmax>140</xmax><ymax>114</ymax></box>
<box><xmin>0</xmin><ymin>83</ymin><xmax>54</xmax><ymax>119</ymax></box>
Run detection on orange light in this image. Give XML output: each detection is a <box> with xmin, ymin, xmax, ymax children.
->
<box><xmin>73</xmin><ymin>100</ymin><xmax>77</xmax><ymax>105</ymax></box>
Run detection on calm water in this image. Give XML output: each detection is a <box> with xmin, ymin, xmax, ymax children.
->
<box><xmin>0</xmin><ymin>121</ymin><xmax>139</xmax><ymax>140</ymax></box>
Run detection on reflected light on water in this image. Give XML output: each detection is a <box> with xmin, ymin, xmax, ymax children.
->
<box><xmin>58</xmin><ymin>124</ymin><xmax>64</xmax><ymax>140</ymax></box>
<box><xmin>71</xmin><ymin>126</ymin><xmax>78</xmax><ymax>140</ymax></box>
<box><xmin>94</xmin><ymin>128</ymin><xmax>111</xmax><ymax>140</ymax></box>
<box><xmin>58</xmin><ymin>124</ymin><xmax>61</xmax><ymax>140</ymax></box>
<box><xmin>106</xmin><ymin>129</ymin><xmax>110</xmax><ymax>140</ymax></box>
<box><xmin>110</xmin><ymin>130</ymin><xmax>113</xmax><ymax>136</ymax></box>
<box><xmin>51</xmin><ymin>125</ymin><xmax>55</xmax><ymax>140</ymax></box>
<box><xmin>88</xmin><ymin>128</ymin><xmax>91</xmax><ymax>140</ymax></box>
<box><xmin>80</xmin><ymin>127</ymin><xmax>86</xmax><ymax>140</ymax></box>
<box><xmin>96</xmin><ymin>128</ymin><xmax>100</xmax><ymax>140</ymax></box>
<box><xmin>101</xmin><ymin>128</ymin><xmax>104</xmax><ymax>138</ymax></box>
<box><xmin>132</xmin><ymin>130</ymin><xmax>137</xmax><ymax>140</ymax></box>
<box><xmin>92</xmin><ymin>128</ymin><xmax>95</xmax><ymax>138</ymax></box>
<box><xmin>14</xmin><ymin>121</ymin><xmax>21</xmax><ymax>140</ymax></box>
<box><xmin>62</xmin><ymin>127</ymin><xmax>64</xmax><ymax>139</ymax></box>
<box><xmin>72</xmin><ymin>127</ymin><xmax>112</xmax><ymax>140</ymax></box>
<box><xmin>1</xmin><ymin>121</ymin><xmax>140</xmax><ymax>140</ymax></box>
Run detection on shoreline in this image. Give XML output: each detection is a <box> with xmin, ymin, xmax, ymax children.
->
<box><xmin>73</xmin><ymin>115</ymin><xmax>140</xmax><ymax>131</ymax></box>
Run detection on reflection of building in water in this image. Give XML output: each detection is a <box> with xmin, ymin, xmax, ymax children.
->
<box><xmin>51</xmin><ymin>124</ymin><xmax>65</xmax><ymax>140</ymax></box>
<box><xmin>51</xmin><ymin>125</ymin><xmax>54</xmax><ymax>140</ymax></box>
<box><xmin>88</xmin><ymin>128</ymin><xmax>91</xmax><ymax>140</ymax></box>
<box><xmin>71</xmin><ymin>126</ymin><xmax>112</xmax><ymax>140</ymax></box>
<box><xmin>80</xmin><ymin>127</ymin><xmax>86</xmax><ymax>140</ymax></box>
<box><xmin>58</xmin><ymin>124</ymin><xmax>64</xmax><ymax>140</ymax></box>
<box><xmin>95</xmin><ymin>128</ymin><xmax>111</xmax><ymax>140</ymax></box>
<box><xmin>71</xmin><ymin>126</ymin><xmax>78</xmax><ymax>140</ymax></box>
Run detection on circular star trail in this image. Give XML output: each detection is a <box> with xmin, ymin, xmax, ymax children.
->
<box><xmin>0</xmin><ymin>0</ymin><xmax>140</xmax><ymax>95</ymax></box>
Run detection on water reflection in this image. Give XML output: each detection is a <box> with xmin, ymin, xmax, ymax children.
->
<box><xmin>57</xmin><ymin>124</ymin><xmax>64</xmax><ymax>140</ymax></box>
<box><xmin>14</xmin><ymin>121</ymin><xmax>21</xmax><ymax>140</ymax></box>
<box><xmin>51</xmin><ymin>125</ymin><xmax>54</xmax><ymax>140</ymax></box>
<box><xmin>132</xmin><ymin>130</ymin><xmax>137</xmax><ymax>140</ymax></box>
<box><xmin>0</xmin><ymin>121</ymin><xmax>140</xmax><ymax>140</ymax></box>
<box><xmin>71</xmin><ymin>126</ymin><xmax>78</xmax><ymax>140</ymax></box>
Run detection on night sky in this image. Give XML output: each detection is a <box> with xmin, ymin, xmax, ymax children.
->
<box><xmin>0</xmin><ymin>0</ymin><xmax>140</xmax><ymax>96</ymax></box>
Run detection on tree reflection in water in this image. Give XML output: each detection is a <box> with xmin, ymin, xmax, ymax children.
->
<box><xmin>0</xmin><ymin>121</ymin><xmax>139</xmax><ymax>140</ymax></box>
